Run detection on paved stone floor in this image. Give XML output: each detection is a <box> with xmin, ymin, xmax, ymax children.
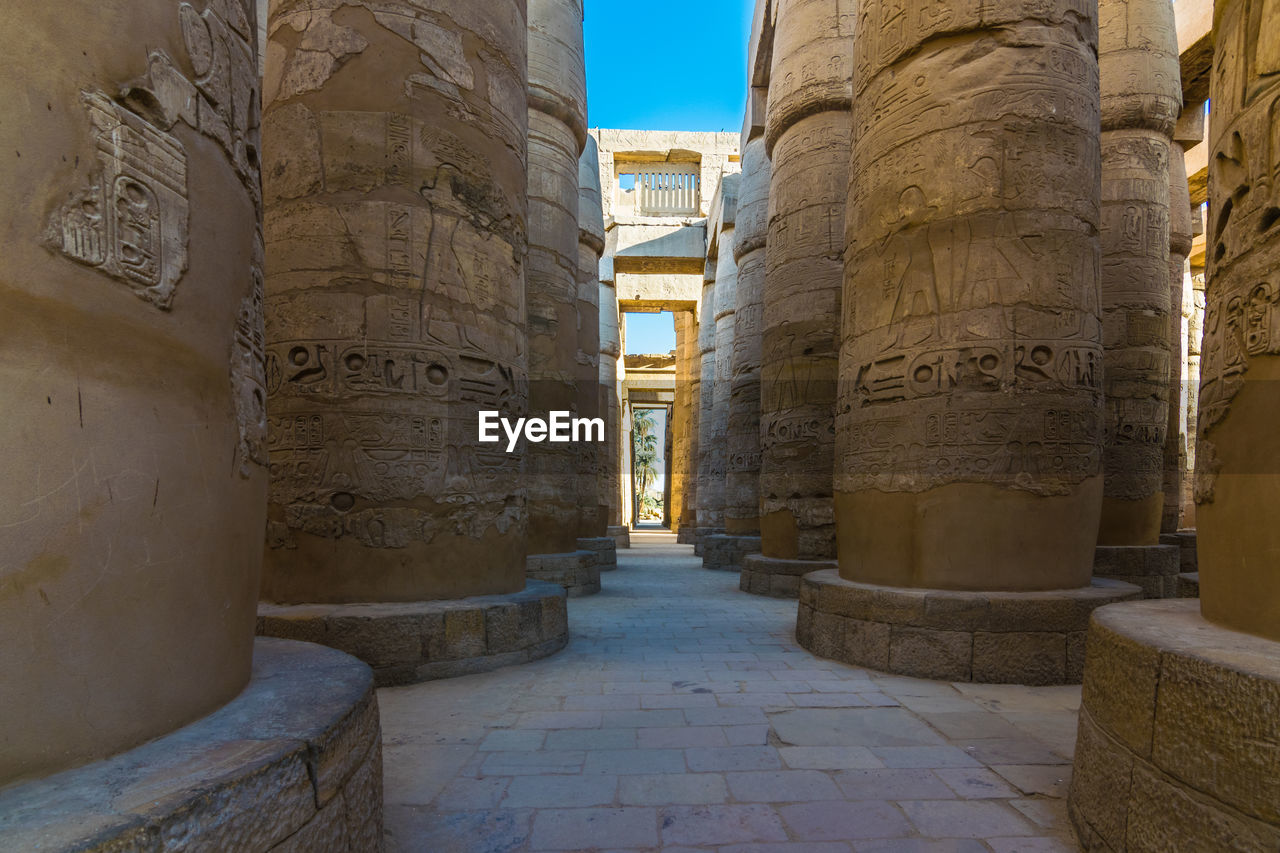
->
<box><xmin>380</xmin><ymin>532</ymin><xmax>1081</xmax><ymax>852</ymax></box>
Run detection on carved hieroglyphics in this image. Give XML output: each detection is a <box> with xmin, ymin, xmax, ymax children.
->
<box><xmin>257</xmin><ymin>0</ymin><xmax>569</xmax><ymax>680</ymax></box>
<box><xmin>524</xmin><ymin>0</ymin><xmax>601</xmax><ymax>595</ymax></box>
<box><xmin>1070</xmin><ymin>6</ymin><xmax>1280</xmax><ymax>845</ymax></box>
<box><xmin>575</xmin><ymin>135</ymin><xmax>616</xmax><ymax>570</ymax></box>
<box><xmin>701</xmin><ymin>174</ymin><xmax>752</xmax><ymax>571</ymax></box>
<box><xmin>592</xmin><ymin>129</ymin><xmax>740</xmax><ymax>537</ymax></box>
<box><xmin>724</xmin><ymin>130</ymin><xmax>772</xmax><ymax>587</ymax></box>
<box><xmin>1</xmin><ymin>0</ymin><xmax>381</xmax><ymax>847</ymax></box>
<box><xmin>753</xmin><ymin>0</ymin><xmax>851</xmax><ymax>587</ymax></box>
<box><xmin>1091</xmin><ymin>0</ymin><xmax>1185</xmax><ymax>596</ymax></box>
<box><xmin>799</xmin><ymin>0</ymin><xmax>1143</xmax><ymax>685</ymax></box>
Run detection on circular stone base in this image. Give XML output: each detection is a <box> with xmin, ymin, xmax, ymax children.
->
<box><xmin>741</xmin><ymin>555</ymin><xmax>836</xmax><ymax>599</ymax></box>
<box><xmin>1069</xmin><ymin>600</ymin><xmax>1280</xmax><ymax>850</ymax></box>
<box><xmin>1161</xmin><ymin>528</ymin><xmax>1198</xmax><ymax>574</ymax></box>
<box><xmin>527</xmin><ymin>550</ymin><xmax>601</xmax><ymax>597</ymax></box>
<box><xmin>675</xmin><ymin>527</ymin><xmax>696</xmax><ymax>545</ymax></box>
<box><xmin>0</xmin><ymin>639</ymin><xmax>381</xmax><ymax>852</ymax></box>
<box><xmin>1176</xmin><ymin>571</ymin><xmax>1199</xmax><ymax>598</ymax></box>
<box><xmin>1093</xmin><ymin>544</ymin><xmax>1180</xmax><ymax>598</ymax></box>
<box><xmin>577</xmin><ymin>536</ymin><xmax>618</xmax><ymax>571</ymax></box>
<box><xmin>796</xmin><ymin>570</ymin><xmax>1142</xmax><ymax>685</ymax></box>
<box><xmin>607</xmin><ymin>525</ymin><xmax>631</xmax><ymax>549</ymax></box>
<box><xmin>692</xmin><ymin>527</ymin><xmax>721</xmax><ymax>556</ymax></box>
<box><xmin>258</xmin><ymin>581</ymin><xmax>570</xmax><ymax>687</ymax></box>
<box><xmin>701</xmin><ymin>534</ymin><xmax>761</xmax><ymax>573</ymax></box>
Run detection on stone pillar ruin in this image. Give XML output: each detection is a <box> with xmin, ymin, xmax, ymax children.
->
<box><xmin>1070</xmin><ymin>6</ymin><xmax>1280</xmax><ymax>838</ymax></box>
<box><xmin>729</xmin><ymin>135</ymin><xmax>772</xmax><ymax>590</ymax></box>
<box><xmin>1091</xmin><ymin>0</ymin><xmax>1184</xmax><ymax>597</ymax></box>
<box><xmin>257</xmin><ymin>0</ymin><xmax>569</xmax><ymax>682</ymax></box>
<box><xmin>754</xmin><ymin>0</ymin><xmax>848</xmax><ymax>586</ymax></box>
<box><xmin>0</xmin><ymin>1</ymin><xmax>381</xmax><ymax>845</ymax></box>
<box><xmin>525</xmin><ymin>0</ymin><xmax>599</xmax><ymax>595</ymax></box>
<box><xmin>694</xmin><ymin>265</ymin><xmax>720</xmax><ymax>552</ymax></box>
<box><xmin>599</xmin><ymin>243</ymin><xmax>626</xmax><ymax>551</ymax></box>
<box><xmin>676</xmin><ymin>310</ymin><xmax>702</xmax><ymax>543</ymax></box>
<box><xmin>799</xmin><ymin>0</ymin><xmax>1141</xmax><ymax>685</ymax></box>
<box><xmin>705</xmin><ymin>174</ymin><xmax>761</xmax><ymax>573</ymax></box>
<box><xmin>575</xmin><ymin>135</ymin><xmax>617</xmax><ymax>570</ymax></box>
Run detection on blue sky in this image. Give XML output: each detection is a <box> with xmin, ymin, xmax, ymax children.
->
<box><xmin>589</xmin><ymin>1</ymin><xmax>750</xmax><ymax>353</ymax></box>
<box><xmin>584</xmin><ymin>0</ymin><xmax>752</xmax><ymax>133</ymax></box>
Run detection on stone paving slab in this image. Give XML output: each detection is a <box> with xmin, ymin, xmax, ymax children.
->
<box><xmin>379</xmin><ymin>532</ymin><xmax>1084</xmax><ymax>851</ymax></box>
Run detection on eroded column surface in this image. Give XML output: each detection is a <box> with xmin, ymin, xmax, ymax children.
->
<box><xmin>1196</xmin><ymin>0</ymin><xmax>1280</xmax><ymax>640</ymax></box>
<box><xmin>262</xmin><ymin>0</ymin><xmax>530</xmax><ymax>602</ymax></box>
<box><xmin>709</xmin><ymin>177</ymin><xmax>741</xmax><ymax>544</ymax></box>
<box><xmin>576</xmin><ymin>135</ymin><xmax>606</xmax><ymax>539</ymax></box>
<box><xmin>1</xmin><ymin>0</ymin><xmax>265</xmax><ymax>782</ymax></box>
<box><xmin>695</xmin><ymin>273</ymin><xmax>721</xmax><ymax>540</ymax></box>
<box><xmin>1095</xmin><ymin>0</ymin><xmax>1181</xmax><ymax>546</ymax></box>
<box><xmin>599</xmin><ymin>275</ymin><xmax>622</xmax><ymax>536</ymax></box>
<box><xmin>838</xmin><ymin>0</ymin><xmax>1104</xmax><ymax>590</ymax></box>
<box><xmin>760</xmin><ymin>0</ymin><xmax>852</xmax><ymax>561</ymax></box>
<box><xmin>676</xmin><ymin>310</ymin><xmax>701</xmax><ymax>542</ymax></box>
<box><xmin>526</xmin><ymin>0</ymin><xmax>588</xmax><ymax>557</ymax></box>
<box><xmin>725</xmin><ymin>135</ymin><xmax>770</xmax><ymax>535</ymax></box>
<box><xmin>1161</xmin><ymin>143</ymin><xmax>1193</xmax><ymax>534</ymax></box>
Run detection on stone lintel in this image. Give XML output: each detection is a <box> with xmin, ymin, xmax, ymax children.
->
<box><xmin>258</xmin><ymin>582</ymin><xmax>570</xmax><ymax>687</ymax></box>
<box><xmin>796</xmin><ymin>571</ymin><xmax>1141</xmax><ymax>685</ymax></box>
<box><xmin>1069</xmin><ymin>600</ymin><xmax>1280</xmax><ymax>850</ymax></box>
<box><xmin>0</xmin><ymin>639</ymin><xmax>382</xmax><ymax>852</ymax></box>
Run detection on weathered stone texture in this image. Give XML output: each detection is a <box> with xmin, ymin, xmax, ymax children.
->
<box><xmin>838</xmin><ymin>0</ymin><xmax>1104</xmax><ymax>591</ymax></box>
<box><xmin>760</xmin><ymin>0</ymin><xmax>852</xmax><ymax>561</ymax></box>
<box><xmin>725</xmin><ymin>135</ymin><xmax>770</xmax><ymax>536</ymax></box>
<box><xmin>696</xmin><ymin>272</ymin><xmax>722</xmax><ymax>535</ymax></box>
<box><xmin>740</xmin><ymin>554</ymin><xmax>835</xmax><ymax>599</ymax></box>
<box><xmin>1096</xmin><ymin>0</ymin><xmax>1182</xmax><ymax>546</ymax></box>
<box><xmin>1093</xmin><ymin>544</ymin><xmax>1181</xmax><ymax>598</ymax></box>
<box><xmin>2</xmin><ymin>0</ymin><xmax>265</xmax><ymax>783</ymax></box>
<box><xmin>262</xmin><ymin>0</ymin><xmax>530</xmax><ymax>603</ymax></box>
<box><xmin>703</xmin><ymin>173</ymin><xmax>741</xmax><ymax>545</ymax></box>
<box><xmin>526</xmin><ymin>549</ymin><xmax>601</xmax><ymax>597</ymax></box>
<box><xmin>576</xmin><ymin>135</ymin><xmax>606</xmax><ymax>539</ymax></box>
<box><xmin>796</xmin><ymin>571</ymin><xmax>1139</xmax><ymax>685</ymax></box>
<box><xmin>259</xmin><ymin>581</ymin><xmax>570</xmax><ymax>686</ymax></box>
<box><xmin>526</xmin><ymin>0</ymin><xmax>588</xmax><ymax>558</ymax></box>
<box><xmin>1069</xmin><ymin>601</ymin><xmax>1280</xmax><ymax>850</ymax></box>
<box><xmin>1195</xmin><ymin>0</ymin><xmax>1280</xmax><ymax>641</ymax></box>
<box><xmin>0</xmin><ymin>640</ymin><xmax>382</xmax><ymax>852</ymax></box>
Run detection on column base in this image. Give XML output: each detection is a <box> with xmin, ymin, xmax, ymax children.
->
<box><xmin>577</xmin><ymin>536</ymin><xmax>618</xmax><ymax>571</ymax></box>
<box><xmin>692</xmin><ymin>527</ymin><xmax>721</xmax><ymax>556</ymax></box>
<box><xmin>675</xmin><ymin>527</ymin><xmax>697</xmax><ymax>545</ymax></box>
<box><xmin>606</xmin><ymin>525</ymin><xmax>631</xmax><ymax>549</ymax></box>
<box><xmin>1160</xmin><ymin>528</ymin><xmax>1198</xmax><ymax>574</ymax></box>
<box><xmin>527</xmin><ymin>550</ymin><xmax>601</xmax><ymax>597</ymax></box>
<box><xmin>1069</xmin><ymin>600</ymin><xmax>1280</xmax><ymax>851</ymax></box>
<box><xmin>701</xmin><ymin>534</ymin><xmax>761</xmax><ymax>573</ymax></box>
<box><xmin>258</xmin><ymin>581</ymin><xmax>570</xmax><ymax>687</ymax></box>
<box><xmin>0</xmin><ymin>639</ymin><xmax>381</xmax><ymax>852</ymax></box>
<box><xmin>796</xmin><ymin>571</ymin><xmax>1141</xmax><ymax>685</ymax></box>
<box><xmin>1175</xmin><ymin>571</ymin><xmax>1200</xmax><ymax>598</ymax></box>
<box><xmin>1093</xmin><ymin>545</ymin><xmax>1181</xmax><ymax>598</ymax></box>
<box><xmin>741</xmin><ymin>555</ymin><xmax>836</xmax><ymax>599</ymax></box>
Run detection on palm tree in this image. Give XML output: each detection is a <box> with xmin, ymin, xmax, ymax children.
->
<box><xmin>633</xmin><ymin>409</ymin><xmax>660</xmax><ymax>518</ymax></box>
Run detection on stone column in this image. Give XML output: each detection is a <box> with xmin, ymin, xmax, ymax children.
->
<box><xmin>1070</xmin><ymin>8</ymin><xmax>1280</xmax><ymax>839</ymax></box>
<box><xmin>0</xmin><ymin>1</ymin><xmax>380</xmax><ymax>844</ymax></box>
<box><xmin>1090</xmin><ymin>0</ymin><xmax>1183</xmax><ymax>596</ymax></box>
<box><xmin>675</xmin><ymin>310</ymin><xmax>701</xmax><ymax>543</ymax></box>
<box><xmin>694</xmin><ymin>268</ymin><xmax>720</xmax><ymax>552</ymax></box>
<box><xmin>258</xmin><ymin>0</ymin><xmax>569</xmax><ymax>681</ymax></box>
<box><xmin>756</xmin><ymin>0</ymin><xmax>849</xmax><ymax>581</ymax></box>
<box><xmin>704</xmin><ymin>174</ymin><xmax>751</xmax><ymax>572</ymax></box>
<box><xmin>802</xmin><ymin>0</ymin><xmax>1141</xmax><ymax>685</ymax></box>
<box><xmin>574</xmin><ymin>135</ymin><xmax>616</xmax><ymax>570</ymax></box>
<box><xmin>599</xmin><ymin>245</ymin><xmax>626</xmax><ymax>550</ymax></box>
<box><xmin>736</xmin><ymin>134</ymin><xmax>784</xmax><ymax>594</ymax></box>
<box><xmin>1161</xmin><ymin>148</ymin><xmax>1193</xmax><ymax>537</ymax></box>
<box><xmin>525</xmin><ymin>0</ymin><xmax>598</xmax><ymax>595</ymax></box>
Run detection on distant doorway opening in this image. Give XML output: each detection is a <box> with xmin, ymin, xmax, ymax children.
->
<box><xmin>631</xmin><ymin>405</ymin><xmax>671</xmax><ymax>528</ymax></box>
